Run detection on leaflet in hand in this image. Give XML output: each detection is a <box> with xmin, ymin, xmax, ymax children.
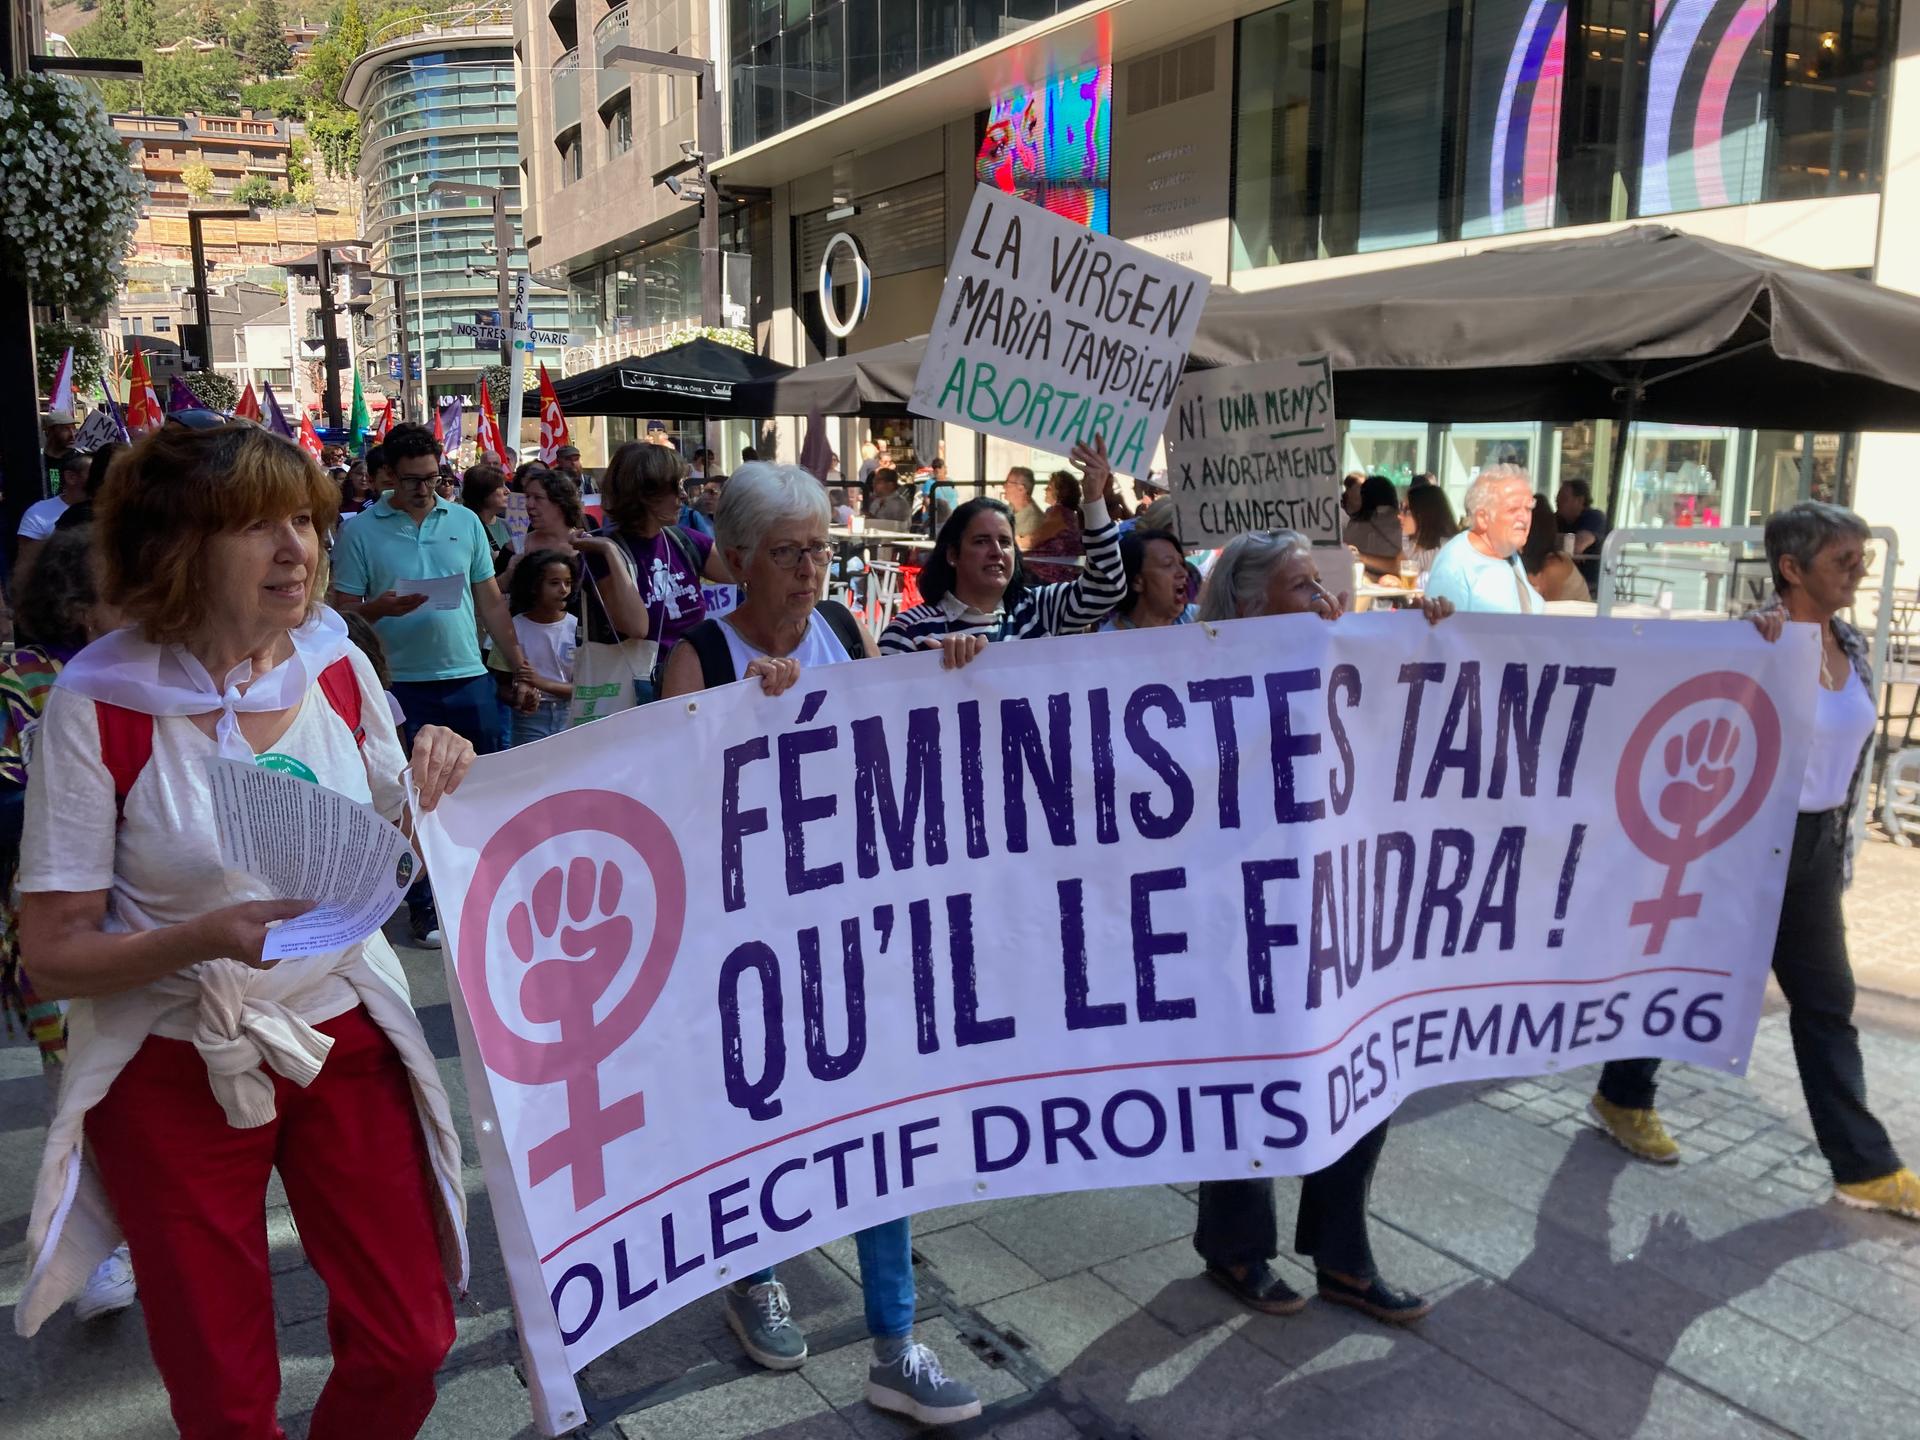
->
<box><xmin>396</xmin><ymin>573</ymin><xmax>467</xmax><ymax>610</ymax></box>
<box><xmin>208</xmin><ymin>757</ymin><xmax>420</xmax><ymax>961</ymax></box>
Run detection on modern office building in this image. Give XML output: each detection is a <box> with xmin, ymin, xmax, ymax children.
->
<box><xmin>518</xmin><ymin>0</ymin><xmax>1920</xmax><ymax>575</ymax></box>
<box><xmin>342</xmin><ymin>2</ymin><xmax>566</xmax><ymax>413</ymax></box>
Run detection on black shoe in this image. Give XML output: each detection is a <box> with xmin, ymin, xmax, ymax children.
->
<box><xmin>1316</xmin><ymin>1269</ymin><xmax>1432</xmax><ymax>1324</ymax></box>
<box><xmin>1204</xmin><ymin>1262</ymin><xmax>1307</xmax><ymax>1315</ymax></box>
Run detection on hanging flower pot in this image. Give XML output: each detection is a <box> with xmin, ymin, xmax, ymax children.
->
<box><xmin>0</xmin><ymin>74</ymin><xmax>146</xmax><ymax>318</ymax></box>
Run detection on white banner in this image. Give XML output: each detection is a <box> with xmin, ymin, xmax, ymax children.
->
<box><xmin>910</xmin><ymin>187</ymin><xmax>1209</xmax><ymax>477</ymax></box>
<box><xmin>418</xmin><ymin>615</ymin><xmax>1816</xmax><ymax>1432</ymax></box>
<box><xmin>1170</xmin><ymin>356</ymin><xmax>1343</xmax><ymax>545</ymax></box>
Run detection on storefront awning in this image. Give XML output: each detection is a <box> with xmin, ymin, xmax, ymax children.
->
<box><xmin>532</xmin><ymin>337</ymin><xmax>795</xmax><ymax>417</ymax></box>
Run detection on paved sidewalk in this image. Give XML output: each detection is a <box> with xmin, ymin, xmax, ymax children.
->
<box><xmin>1844</xmin><ymin>834</ymin><xmax>1920</xmax><ymax>1001</ymax></box>
<box><xmin>5</xmin><ymin>937</ymin><xmax>1918</xmax><ymax>1440</ymax></box>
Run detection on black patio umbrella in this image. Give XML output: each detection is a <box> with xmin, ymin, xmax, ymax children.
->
<box><xmin>726</xmin><ymin>336</ymin><xmax>926</xmax><ymax>418</ymax></box>
<box><xmin>527</xmin><ymin>337</ymin><xmax>795</xmax><ymax>418</ymax></box>
<box><xmin>1189</xmin><ymin>226</ymin><xmax>1920</xmax><ymax>437</ymax></box>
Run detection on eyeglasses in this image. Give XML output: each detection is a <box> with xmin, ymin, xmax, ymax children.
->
<box><xmin>765</xmin><ymin>541</ymin><xmax>833</xmax><ymax>570</ymax></box>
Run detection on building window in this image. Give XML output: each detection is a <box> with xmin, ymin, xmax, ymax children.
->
<box><xmin>153</xmin><ymin>316</ymin><xmax>172</xmax><ymax>331</ymax></box>
<box><xmin>607</xmin><ymin>97</ymin><xmax>633</xmax><ymax>157</ymax></box>
<box><xmin>560</xmin><ymin>135</ymin><xmax>584</xmax><ymax>183</ymax></box>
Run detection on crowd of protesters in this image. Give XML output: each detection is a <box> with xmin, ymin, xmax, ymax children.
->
<box><xmin>1</xmin><ymin>398</ymin><xmax>1913</xmax><ymax>1440</ymax></box>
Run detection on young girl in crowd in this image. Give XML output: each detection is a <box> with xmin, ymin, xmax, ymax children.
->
<box><xmin>507</xmin><ymin>547</ymin><xmax>577</xmax><ymax>745</ymax></box>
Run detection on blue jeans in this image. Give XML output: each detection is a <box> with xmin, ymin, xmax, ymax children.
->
<box><xmin>510</xmin><ymin>698</ymin><xmax>571</xmax><ymax>747</ymax></box>
<box><xmin>750</xmin><ymin>1218</ymin><xmax>914</xmax><ymax>1340</ymax></box>
<box><xmin>391</xmin><ymin>673</ymin><xmax>503</xmax><ymax>935</ymax></box>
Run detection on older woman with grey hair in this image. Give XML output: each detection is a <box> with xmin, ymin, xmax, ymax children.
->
<box><xmin>1591</xmin><ymin>502</ymin><xmax>1918</xmax><ymax>1218</ymax></box>
<box><xmin>658</xmin><ymin>464</ymin><xmax>980</xmax><ymax>1425</ymax></box>
<box><xmin>1190</xmin><ymin>528</ymin><xmax>1448</xmax><ymax>1326</ymax></box>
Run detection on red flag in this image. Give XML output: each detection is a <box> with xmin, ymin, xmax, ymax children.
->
<box><xmin>297</xmin><ymin>411</ymin><xmax>324</xmax><ymax>460</ymax></box>
<box><xmin>125</xmin><ymin>351</ymin><xmax>163</xmax><ymax>437</ymax></box>
<box><xmin>234</xmin><ymin>381</ymin><xmax>262</xmax><ymax>422</ymax></box>
<box><xmin>374</xmin><ymin>399</ymin><xmax>393</xmax><ymax>443</ymax></box>
<box><xmin>536</xmin><ymin>364</ymin><xmax>569</xmax><ymax>464</ymax></box>
<box><xmin>476</xmin><ymin>379</ymin><xmax>507</xmax><ymax>464</ymax></box>
<box><xmin>432</xmin><ymin>402</ymin><xmax>444</xmax><ymax>445</ymax></box>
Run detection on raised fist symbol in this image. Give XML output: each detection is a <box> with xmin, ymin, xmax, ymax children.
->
<box><xmin>1658</xmin><ymin>717</ymin><xmax>1741</xmax><ymax>831</ymax></box>
<box><xmin>508</xmin><ymin>857</ymin><xmax>633</xmax><ymax>1029</ymax></box>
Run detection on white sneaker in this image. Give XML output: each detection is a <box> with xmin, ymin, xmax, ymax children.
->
<box><xmin>73</xmin><ymin>1244</ymin><xmax>136</xmax><ymax>1321</ymax></box>
<box><xmin>411</xmin><ymin>927</ymin><xmax>443</xmax><ymax>949</ymax></box>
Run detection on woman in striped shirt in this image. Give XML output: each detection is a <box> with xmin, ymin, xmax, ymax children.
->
<box><xmin>879</xmin><ymin>436</ymin><xmax>1126</xmax><ymax>665</ymax></box>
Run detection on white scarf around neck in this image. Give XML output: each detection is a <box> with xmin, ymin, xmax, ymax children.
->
<box><xmin>57</xmin><ymin>607</ymin><xmax>353</xmax><ymax>762</ymax></box>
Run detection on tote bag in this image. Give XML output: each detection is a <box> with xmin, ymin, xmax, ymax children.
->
<box><xmin>568</xmin><ymin>541</ymin><xmax>657</xmax><ymax>726</ymax></box>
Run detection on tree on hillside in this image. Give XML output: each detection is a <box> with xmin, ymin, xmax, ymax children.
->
<box><xmin>231</xmin><ymin>174</ymin><xmax>294</xmax><ymax>207</ymax></box>
<box><xmin>245</xmin><ymin>0</ymin><xmax>294</xmax><ymax>77</ymax></box>
<box><xmin>144</xmin><ymin>47</ymin><xmax>247</xmax><ymax>113</ymax></box>
<box><xmin>100</xmin><ymin>0</ymin><xmax>128</xmax><ymax>30</ymax></box>
<box><xmin>240</xmin><ymin>78</ymin><xmax>307</xmax><ymax>117</ymax></box>
<box><xmin>194</xmin><ymin>0</ymin><xmax>223</xmax><ymax>40</ymax></box>
<box><xmin>127</xmin><ymin>0</ymin><xmax>158</xmax><ymax>46</ymax></box>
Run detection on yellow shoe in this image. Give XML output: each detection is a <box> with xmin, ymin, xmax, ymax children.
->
<box><xmin>1834</xmin><ymin>1168</ymin><xmax>1920</xmax><ymax>1220</ymax></box>
<box><xmin>1587</xmin><ymin>1095</ymin><xmax>1681</xmax><ymax>1165</ymax></box>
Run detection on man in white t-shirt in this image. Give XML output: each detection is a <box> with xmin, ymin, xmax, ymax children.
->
<box><xmin>1423</xmin><ymin>465</ymin><xmax>1537</xmax><ymax>614</ymax></box>
<box><xmin>15</xmin><ymin>450</ymin><xmax>92</xmax><ymax>593</ymax></box>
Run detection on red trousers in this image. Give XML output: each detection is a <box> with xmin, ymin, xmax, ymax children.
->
<box><xmin>85</xmin><ymin>1006</ymin><xmax>456</xmax><ymax>1440</ymax></box>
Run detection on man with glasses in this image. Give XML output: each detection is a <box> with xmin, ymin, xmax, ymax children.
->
<box><xmin>330</xmin><ymin>421</ymin><xmax>527</xmax><ymax>947</ymax></box>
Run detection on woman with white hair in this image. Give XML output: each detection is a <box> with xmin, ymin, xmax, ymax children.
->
<box><xmin>1190</xmin><ymin>529</ymin><xmax>1449</xmax><ymax>1325</ymax></box>
<box><xmin>659</xmin><ymin>464</ymin><xmax>981</xmax><ymax>1426</ymax></box>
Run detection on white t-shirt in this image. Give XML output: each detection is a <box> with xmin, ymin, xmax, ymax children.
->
<box><xmin>1799</xmin><ymin>673</ymin><xmax>1877</xmax><ymax>812</ymax></box>
<box><xmin>18</xmin><ymin>495</ymin><xmax>69</xmax><ymax>540</ymax></box>
<box><xmin>720</xmin><ymin>610</ymin><xmax>854</xmax><ymax>678</ymax></box>
<box><xmin>1423</xmin><ymin>531</ymin><xmax>1536</xmax><ymax>614</ymax></box>
<box><xmin>20</xmin><ymin>645</ymin><xmax>409</xmax><ymax>1042</ymax></box>
<box><xmin>514</xmin><ymin>612</ymin><xmax>578</xmax><ymax>687</ymax></box>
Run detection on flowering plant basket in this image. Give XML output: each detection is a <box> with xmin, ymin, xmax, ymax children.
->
<box><xmin>0</xmin><ymin>75</ymin><xmax>145</xmax><ymax>317</ymax></box>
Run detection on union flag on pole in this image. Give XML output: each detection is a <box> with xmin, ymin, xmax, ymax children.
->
<box><xmin>124</xmin><ymin>351</ymin><xmax>163</xmax><ymax>438</ymax></box>
<box><xmin>476</xmin><ymin>379</ymin><xmax>508</xmax><ymax>464</ymax></box>
<box><xmin>297</xmin><ymin>411</ymin><xmax>324</xmax><ymax>461</ymax></box>
<box><xmin>234</xmin><ymin>381</ymin><xmax>262</xmax><ymax>423</ymax></box>
<box><xmin>374</xmin><ymin>399</ymin><xmax>393</xmax><ymax>443</ymax></box>
<box><xmin>536</xmin><ymin>364</ymin><xmax>569</xmax><ymax>464</ymax></box>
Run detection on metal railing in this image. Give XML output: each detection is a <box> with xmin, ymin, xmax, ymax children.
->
<box><xmin>594</xmin><ymin>5</ymin><xmax>630</xmax><ymax>103</ymax></box>
<box><xmin>369</xmin><ymin>0</ymin><xmax>513</xmax><ymax>48</ymax></box>
<box><xmin>552</xmin><ymin>48</ymin><xmax>581</xmax><ymax>135</ymax></box>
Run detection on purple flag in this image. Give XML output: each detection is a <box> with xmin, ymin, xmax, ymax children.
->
<box><xmin>261</xmin><ymin>382</ymin><xmax>294</xmax><ymax>438</ymax></box>
<box><xmin>166</xmin><ymin>376</ymin><xmax>199</xmax><ymax>414</ymax></box>
<box><xmin>97</xmin><ymin>378</ymin><xmax>130</xmax><ymax>442</ymax></box>
<box><xmin>440</xmin><ymin>396</ymin><xmax>464</xmax><ymax>456</ymax></box>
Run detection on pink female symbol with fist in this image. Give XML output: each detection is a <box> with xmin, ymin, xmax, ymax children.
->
<box><xmin>1616</xmin><ymin>673</ymin><xmax>1782</xmax><ymax>954</ymax></box>
<box><xmin>458</xmin><ymin>790</ymin><xmax>686</xmax><ymax>1210</ymax></box>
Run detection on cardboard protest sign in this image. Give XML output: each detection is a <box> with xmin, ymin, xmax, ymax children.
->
<box><xmin>910</xmin><ymin>186</ymin><xmax>1209</xmax><ymax>477</ymax></box>
<box><xmin>418</xmin><ymin>615</ymin><xmax>1815</xmax><ymax>1433</ymax></box>
<box><xmin>1169</xmin><ymin>355</ymin><xmax>1342</xmax><ymax>545</ymax></box>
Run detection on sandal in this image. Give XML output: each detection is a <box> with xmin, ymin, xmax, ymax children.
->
<box><xmin>1204</xmin><ymin>1262</ymin><xmax>1307</xmax><ymax>1315</ymax></box>
<box><xmin>1315</xmin><ymin>1269</ymin><xmax>1432</xmax><ymax>1325</ymax></box>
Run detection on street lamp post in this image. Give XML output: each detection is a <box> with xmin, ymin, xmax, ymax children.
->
<box><xmin>370</xmin><ymin>270</ymin><xmax>415</xmax><ymax>421</ymax></box>
<box><xmin>604</xmin><ymin>45</ymin><xmax>722</xmax><ymax>329</ymax></box>
<box><xmin>185</xmin><ymin>207</ymin><xmax>254</xmax><ymax>372</ymax></box>
<box><xmin>427</xmin><ymin>177</ymin><xmax>515</xmax><ymax>367</ymax></box>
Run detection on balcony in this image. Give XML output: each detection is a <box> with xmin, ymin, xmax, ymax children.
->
<box><xmin>593</xmin><ymin>5</ymin><xmax>629</xmax><ymax>105</ymax></box>
<box><xmin>552</xmin><ymin>48</ymin><xmax>581</xmax><ymax>137</ymax></box>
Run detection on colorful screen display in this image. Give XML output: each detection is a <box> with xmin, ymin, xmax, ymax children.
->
<box><xmin>975</xmin><ymin>65</ymin><xmax>1112</xmax><ymax>232</ymax></box>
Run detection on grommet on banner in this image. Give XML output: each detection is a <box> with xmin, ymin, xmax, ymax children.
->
<box><xmin>480</xmin><ymin>1119</ymin><xmax>494</xmax><ymax>1134</ymax></box>
<box><xmin>1250</xmin><ymin>1158</ymin><xmax>1264</xmax><ymax>1170</ymax></box>
<box><xmin>974</xmin><ymin>1180</ymin><xmax>988</xmax><ymax>1194</ymax></box>
<box><xmin>686</xmin><ymin>701</ymin><xmax>698</xmax><ymax>714</ymax></box>
<box><xmin>716</xmin><ymin>1265</ymin><xmax>729</xmax><ymax>1279</ymax></box>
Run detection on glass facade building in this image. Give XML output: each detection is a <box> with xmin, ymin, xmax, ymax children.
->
<box><xmin>1230</xmin><ymin>0</ymin><xmax>1891</xmax><ymax>269</ymax></box>
<box><xmin>353</xmin><ymin>43</ymin><xmax>566</xmax><ymax>388</ymax></box>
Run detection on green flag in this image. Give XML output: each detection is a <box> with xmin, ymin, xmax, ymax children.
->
<box><xmin>348</xmin><ymin>371</ymin><xmax>371</xmax><ymax>453</ymax></box>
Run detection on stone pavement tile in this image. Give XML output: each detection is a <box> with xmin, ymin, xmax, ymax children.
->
<box><xmin>909</xmin><ymin>1223</ymin><xmax>1046</xmax><ymax>1307</ymax></box>
<box><xmin>799</xmin><ymin>1317</ymin><xmax>1027</xmax><ymax>1417</ymax></box>
<box><xmin>976</xmin><ymin>1185</ymin><xmax>1197</xmax><ymax>1281</ymax></box>
<box><xmin>581</xmin><ymin>1290</ymin><xmax>739</xmax><ymax>1397</ymax></box>
<box><xmin>1364</xmin><ymin>1219</ymin><xmax>1475</xmax><ymax>1296</ymax></box>
<box><xmin>1246</xmin><ymin>1340</ymin><xmax>1586</xmax><ymax>1440</ymax></box>
<box><xmin>266</xmin><ymin>1205</ymin><xmax>306</xmax><ymax>1274</ymax></box>
<box><xmin>1629</xmin><ymin>1375</ymin><xmax>1789</xmax><ymax>1440</ymax></box>
<box><xmin>977</xmin><ymin>1271</ymin><xmax>1143</xmax><ymax>1376</ymax></box>
<box><xmin>986</xmin><ymin>1411</ymin><xmax>1080</xmax><ymax>1440</ymax></box>
<box><xmin>1066</xmin><ymin>1326</ymin><xmax>1305</xmax><ymax>1440</ymax></box>
<box><xmin>615</xmin><ymin>1371</ymin><xmax>848</xmax><ymax>1440</ymax></box>
<box><xmin>1233</xmin><ymin>1305</ymin><xmax>1429</xmax><ymax>1393</ymax></box>
<box><xmin>272</xmin><ymin>1263</ymin><xmax>330</xmax><ymax>1327</ymax></box>
<box><xmin>1414</xmin><ymin>1277</ymin><xmax>1764</xmax><ymax>1440</ymax></box>
<box><xmin>1667</xmin><ymin>1306</ymin><xmax>1918</xmax><ymax>1440</ymax></box>
<box><xmin>1770</xmin><ymin>1240</ymin><xmax>1920</xmax><ymax>1326</ymax></box>
<box><xmin>1091</xmin><ymin>1234</ymin><xmax>1289</xmax><ymax>1338</ymax></box>
<box><xmin>909</xmin><ymin>1193</ymin><xmax>1047</xmax><ymax>1236</ymax></box>
<box><xmin>1810</xmin><ymin>1313</ymin><xmax>1920</xmax><ymax>1401</ymax></box>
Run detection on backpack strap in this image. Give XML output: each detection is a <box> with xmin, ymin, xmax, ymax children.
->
<box><xmin>96</xmin><ymin>702</ymin><xmax>155</xmax><ymax>826</ymax></box>
<box><xmin>816</xmin><ymin>599</ymin><xmax>866</xmax><ymax>661</ymax></box>
<box><xmin>661</xmin><ymin>524</ymin><xmax>705</xmax><ymax>580</ymax></box>
<box><xmin>682</xmin><ymin>619</ymin><xmax>736</xmax><ymax>689</ymax></box>
<box><xmin>316</xmin><ymin>655</ymin><xmax>366</xmax><ymax>750</ymax></box>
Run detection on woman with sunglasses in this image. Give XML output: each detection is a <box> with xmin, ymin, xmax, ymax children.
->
<box><xmin>878</xmin><ymin>436</ymin><xmax>1125</xmax><ymax>667</ymax></box>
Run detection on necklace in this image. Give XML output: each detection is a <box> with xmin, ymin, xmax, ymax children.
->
<box><xmin>1819</xmin><ymin>633</ymin><xmax>1848</xmax><ymax>691</ymax></box>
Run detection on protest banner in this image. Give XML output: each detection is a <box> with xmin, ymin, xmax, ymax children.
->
<box><xmin>910</xmin><ymin>186</ymin><xmax>1209</xmax><ymax>477</ymax></box>
<box><xmin>1170</xmin><ymin>356</ymin><xmax>1343</xmax><ymax>544</ymax></box>
<box><xmin>417</xmin><ymin>615</ymin><xmax>1816</xmax><ymax>1433</ymax></box>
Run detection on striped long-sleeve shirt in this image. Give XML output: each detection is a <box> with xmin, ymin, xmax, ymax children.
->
<box><xmin>879</xmin><ymin>501</ymin><xmax>1127</xmax><ymax>653</ymax></box>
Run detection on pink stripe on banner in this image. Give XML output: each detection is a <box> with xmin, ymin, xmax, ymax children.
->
<box><xmin>1693</xmin><ymin>0</ymin><xmax>1776</xmax><ymax>210</ymax></box>
<box><xmin>1522</xmin><ymin>12</ymin><xmax>1567</xmax><ymax>226</ymax></box>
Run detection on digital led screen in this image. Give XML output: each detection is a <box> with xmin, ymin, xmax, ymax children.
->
<box><xmin>975</xmin><ymin>64</ymin><xmax>1112</xmax><ymax>232</ymax></box>
<box><xmin>1640</xmin><ymin>0</ymin><xmax>1776</xmax><ymax>215</ymax></box>
<box><xmin>1463</xmin><ymin>0</ymin><xmax>1568</xmax><ymax>237</ymax></box>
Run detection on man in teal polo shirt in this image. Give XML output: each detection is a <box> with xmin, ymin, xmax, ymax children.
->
<box><xmin>331</xmin><ymin>421</ymin><xmax>526</xmax><ymax>944</ymax></box>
